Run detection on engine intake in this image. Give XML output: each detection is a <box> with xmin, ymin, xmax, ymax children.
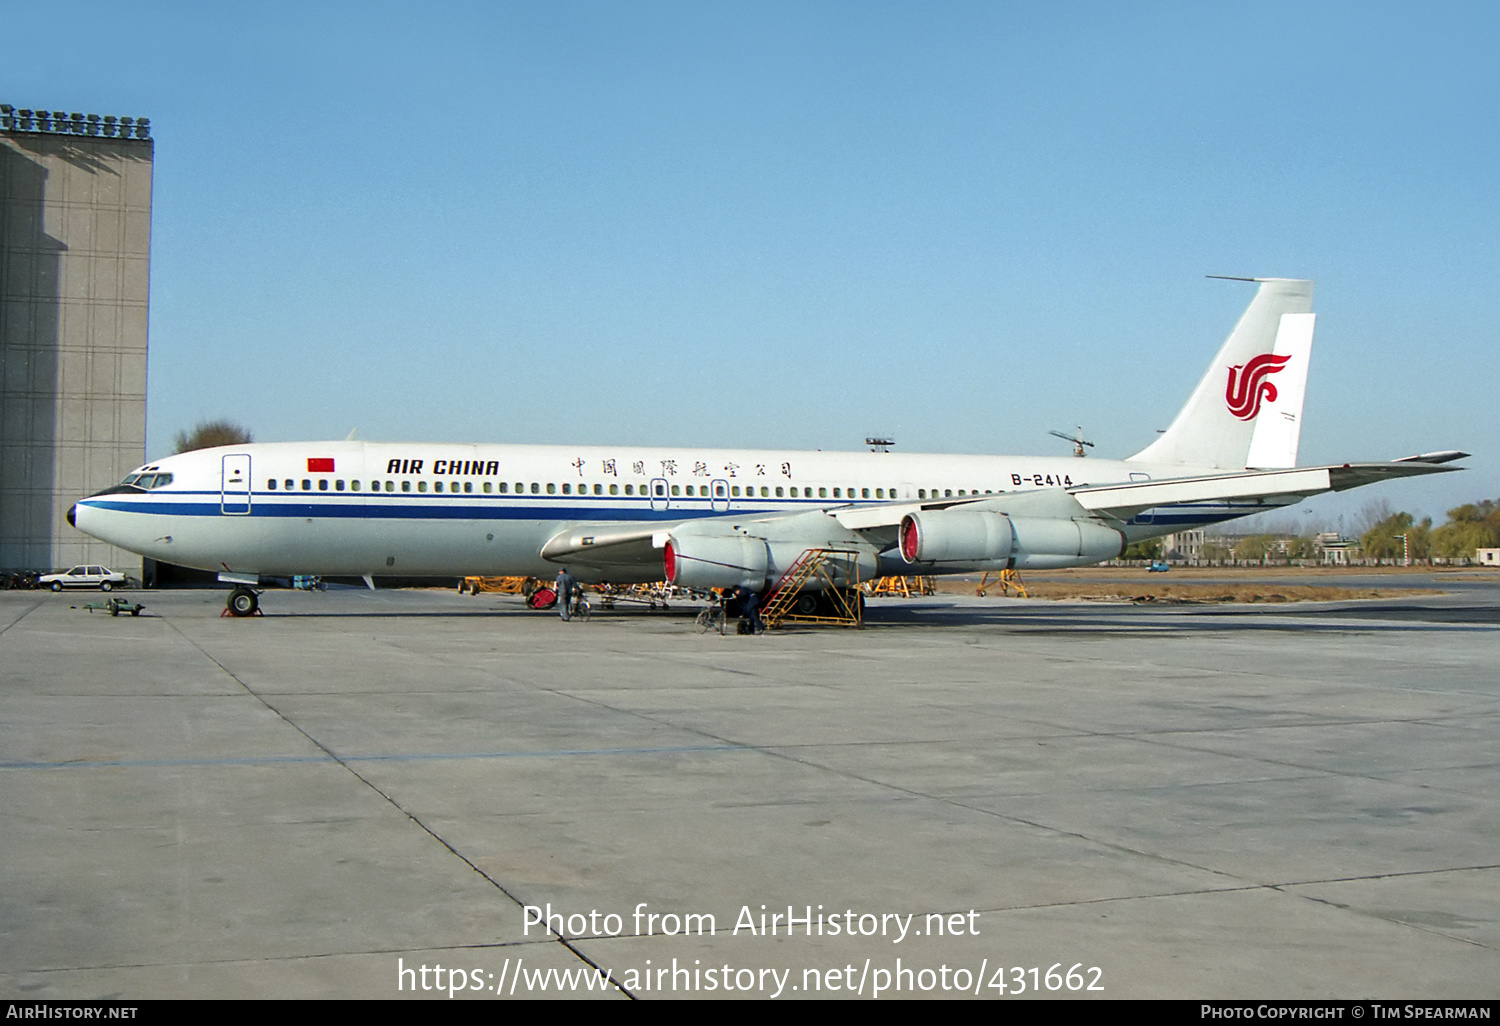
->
<box><xmin>663</xmin><ymin>534</ymin><xmax>769</xmax><ymax>590</ymax></box>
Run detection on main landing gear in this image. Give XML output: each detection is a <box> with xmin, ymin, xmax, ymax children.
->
<box><xmin>224</xmin><ymin>586</ymin><xmax>261</xmax><ymax>617</ymax></box>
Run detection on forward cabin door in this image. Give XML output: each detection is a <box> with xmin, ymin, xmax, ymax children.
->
<box><xmin>221</xmin><ymin>454</ymin><xmax>252</xmax><ymax>515</ymax></box>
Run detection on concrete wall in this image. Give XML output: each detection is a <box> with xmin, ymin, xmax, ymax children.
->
<box><xmin>1</xmin><ymin>116</ymin><xmax>151</xmax><ymax>574</ymax></box>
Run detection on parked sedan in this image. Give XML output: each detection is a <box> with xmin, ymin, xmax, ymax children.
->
<box><xmin>39</xmin><ymin>565</ymin><xmax>128</xmax><ymax>592</ymax></box>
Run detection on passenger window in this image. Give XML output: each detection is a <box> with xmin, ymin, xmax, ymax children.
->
<box><xmin>731</xmin><ymin>485</ymin><xmax>740</xmax><ymax>497</ymax></box>
<box><xmin>609</xmin><ymin>484</ymin><xmax>618</xmax><ymax>495</ymax></box>
<box><xmin>351</xmin><ymin>480</ymin><xmax>360</xmax><ymax>491</ymax></box>
<box><xmin>654</xmin><ymin>483</ymin><xmax>666</xmax><ymax>496</ymax></box>
<box><xmin>530</xmin><ymin>483</ymin><xmax>539</xmax><ymax>494</ymax></box>
<box><xmin>485</xmin><ymin>482</ymin><xmax>494</xmax><ymax>493</ymax></box>
<box><xmin>833</xmin><ymin>488</ymin><xmax>841</xmax><ymax>498</ymax></box>
<box><xmin>402</xmin><ymin>481</ymin><xmax>412</xmax><ymax>492</ymax></box>
<box><xmin>561</xmin><ymin>483</ymin><xmax>571</xmax><ymax>495</ymax></box>
<box><xmin>435</xmin><ymin>481</ymin><xmax>444</xmax><ymax>492</ymax></box>
<box><xmin>285</xmin><ymin>479</ymin><xmax>294</xmax><ymax>490</ymax></box>
<box><xmin>760</xmin><ymin>486</ymin><xmax>769</xmax><ymax>497</ymax></box>
<box><xmin>464</xmin><ymin>482</ymin><xmax>473</xmax><ymax>493</ymax></box>
<box><xmin>671</xmin><ymin>485</ymin><xmax>680</xmax><ymax>496</ymax></box>
<box><xmin>547</xmin><ymin>483</ymin><xmax>556</xmax><ymax>494</ymax></box>
<box><xmin>775</xmin><ymin>486</ymin><xmax>784</xmax><ymax>498</ymax></box>
<box><xmin>685</xmin><ymin>485</ymin><xmax>694</xmax><ymax>496</ymax></box>
<box><xmin>302</xmin><ymin>480</ymin><xmax>311</xmax><ymax>490</ymax></box>
<box><xmin>625</xmin><ymin>484</ymin><xmax>634</xmax><ymax>496</ymax></box>
<box><xmin>818</xmin><ymin>487</ymin><xmax>827</xmax><ymax>498</ymax></box>
<box><xmin>861</xmin><ymin>488</ymin><xmax>870</xmax><ymax>499</ymax></box>
<box><xmin>385</xmin><ymin>481</ymin><xmax>395</xmax><ymax>492</ymax></box>
<box><xmin>917</xmin><ymin>489</ymin><xmax>925</xmax><ymax>498</ymax></box>
<box><xmin>319</xmin><ymin>479</ymin><xmax>329</xmax><ymax>491</ymax></box>
<box><xmin>418</xmin><ymin>481</ymin><xmax>428</xmax><ymax>492</ymax></box>
<box><xmin>267</xmin><ymin>479</ymin><xmax>277</xmax><ymax>490</ymax></box>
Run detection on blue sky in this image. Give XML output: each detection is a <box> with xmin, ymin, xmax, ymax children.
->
<box><xmin>12</xmin><ymin>0</ymin><xmax>1497</xmax><ymax>529</ymax></box>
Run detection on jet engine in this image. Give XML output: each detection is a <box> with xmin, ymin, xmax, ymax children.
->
<box><xmin>899</xmin><ymin>510</ymin><xmax>1123</xmax><ymax>570</ymax></box>
<box><xmin>663</xmin><ymin>534</ymin><xmax>769</xmax><ymax>591</ymax></box>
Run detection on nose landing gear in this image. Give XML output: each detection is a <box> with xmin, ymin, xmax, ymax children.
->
<box><xmin>224</xmin><ymin>586</ymin><xmax>261</xmax><ymax>617</ymax></box>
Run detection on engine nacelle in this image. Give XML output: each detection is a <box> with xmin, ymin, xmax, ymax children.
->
<box><xmin>663</xmin><ymin>534</ymin><xmax>769</xmax><ymax>590</ymax></box>
<box><xmin>899</xmin><ymin>510</ymin><xmax>1013</xmax><ymax>564</ymax></box>
<box><xmin>1008</xmin><ymin>516</ymin><xmax>1125</xmax><ymax>569</ymax></box>
<box><xmin>899</xmin><ymin>510</ymin><xmax>1123</xmax><ymax>570</ymax></box>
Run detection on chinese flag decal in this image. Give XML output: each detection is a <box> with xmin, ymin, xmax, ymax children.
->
<box><xmin>307</xmin><ymin>457</ymin><xmax>335</xmax><ymax>472</ymax></box>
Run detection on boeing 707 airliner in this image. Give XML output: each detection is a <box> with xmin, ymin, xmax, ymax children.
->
<box><xmin>69</xmin><ymin>279</ymin><xmax>1465</xmax><ymax>616</ymax></box>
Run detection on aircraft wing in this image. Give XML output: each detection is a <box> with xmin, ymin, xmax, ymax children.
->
<box><xmin>1070</xmin><ymin>458</ymin><xmax>1466</xmax><ymax>522</ymax></box>
<box><xmin>536</xmin><ymin>455</ymin><xmax>1466</xmax><ymax>578</ymax></box>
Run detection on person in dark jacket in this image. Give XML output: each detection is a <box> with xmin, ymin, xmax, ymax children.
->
<box><xmin>555</xmin><ymin>567</ymin><xmax>576</xmax><ymax>621</ymax></box>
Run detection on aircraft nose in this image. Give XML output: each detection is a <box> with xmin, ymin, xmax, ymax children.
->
<box><xmin>67</xmin><ymin>504</ymin><xmax>76</xmax><ymax>528</ymax></box>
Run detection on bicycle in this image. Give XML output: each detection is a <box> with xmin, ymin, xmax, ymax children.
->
<box><xmin>569</xmin><ymin>587</ymin><xmax>591</xmax><ymax>621</ymax></box>
<box><xmin>694</xmin><ymin>595</ymin><xmax>728</xmax><ymax>634</ymax></box>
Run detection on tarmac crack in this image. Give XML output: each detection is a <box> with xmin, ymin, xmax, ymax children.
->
<box><xmin>156</xmin><ymin>613</ymin><xmax>629</xmax><ymax>997</ymax></box>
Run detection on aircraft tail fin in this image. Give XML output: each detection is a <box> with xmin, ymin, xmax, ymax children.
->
<box><xmin>1128</xmin><ymin>278</ymin><xmax>1314</xmax><ymax>470</ymax></box>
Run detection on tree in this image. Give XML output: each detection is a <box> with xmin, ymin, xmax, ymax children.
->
<box><xmin>1283</xmin><ymin>535</ymin><xmax>1317</xmax><ymax>561</ymax></box>
<box><xmin>1360</xmin><ymin>511</ymin><xmax>1431</xmax><ymax>562</ymax></box>
<box><xmin>1200</xmin><ymin>540</ymin><xmax>1232</xmax><ymax>563</ymax></box>
<box><xmin>174</xmin><ymin>420</ymin><xmax>252</xmax><ymax>453</ymax></box>
<box><xmin>1232</xmin><ymin>534</ymin><xmax>1278</xmax><ymax>563</ymax></box>
<box><xmin>1122</xmin><ymin>539</ymin><xmax>1161</xmax><ymax>560</ymax></box>
<box><xmin>1430</xmin><ymin>500</ymin><xmax>1500</xmax><ymax>558</ymax></box>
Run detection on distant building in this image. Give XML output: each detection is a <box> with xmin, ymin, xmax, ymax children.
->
<box><xmin>1</xmin><ymin>105</ymin><xmax>152</xmax><ymax>573</ymax></box>
<box><xmin>1478</xmin><ymin>549</ymin><xmax>1500</xmax><ymax>567</ymax></box>
<box><xmin>1160</xmin><ymin>529</ymin><xmax>1204</xmax><ymax>563</ymax></box>
<box><xmin>1315</xmin><ymin>532</ymin><xmax>1356</xmax><ymax>565</ymax></box>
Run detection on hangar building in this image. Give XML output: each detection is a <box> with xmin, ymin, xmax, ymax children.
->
<box><xmin>1</xmin><ymin>105</ymin><xmax>152</xmax><ymax>576</ymax></box>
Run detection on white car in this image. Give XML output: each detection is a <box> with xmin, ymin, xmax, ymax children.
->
<box><xmin>39</xmin><ymin>565</ymin><xmax>128</xmax><ymax>592</ymax></box>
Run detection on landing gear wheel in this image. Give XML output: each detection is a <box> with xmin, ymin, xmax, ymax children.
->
<box><xmin>228</xmin><ymin>587</ymin><xmax>259</xmax><ymax>617</ymax></box>
<box><xmin>794</xmin><ymin>593</ymin><xmax>818</xmax><ymax>616</ymax></box>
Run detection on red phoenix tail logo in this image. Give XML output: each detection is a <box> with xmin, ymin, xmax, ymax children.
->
<box><xmin>1224</xmin><ymin>353</ymin><xmax>1291</xmax><ymax>421</ymax></box>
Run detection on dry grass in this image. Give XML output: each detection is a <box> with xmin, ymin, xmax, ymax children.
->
<box><xmin>927</xmin><ymin>570</ymin><xmax>1440</xmax><ymax>604</ymax></box>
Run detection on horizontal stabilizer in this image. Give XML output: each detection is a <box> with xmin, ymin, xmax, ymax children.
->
<box><xmin>1391</xmin><ymin>450</ymin><xmax>1469</xmax><ymax>465</ymax></box>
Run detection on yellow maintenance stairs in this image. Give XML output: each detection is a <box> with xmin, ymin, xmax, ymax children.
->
<box><xmin>759</xmin><ymin>548</ymin><xmax>864</xmax><ymax>629</ymax></box>
<box><xmin>975</xmin><ymin>568</ymin><xmax>1028</xmax><ymax>597</ymax></box>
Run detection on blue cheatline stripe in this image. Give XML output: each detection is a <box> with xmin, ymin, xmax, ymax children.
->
<box><xmin>79</xmin><ymin>496</ymin><xmax>822</xmax><ymax>521</ymax></box>
<box><xmin>80</xmin><ymin>494</ymin><xmax>1278</xmax><ymax>525</ymax></box>
<box><xmin>1</xmin><ymin>743</ymin><xmax>747</xmax><ymax>771</ymax></box>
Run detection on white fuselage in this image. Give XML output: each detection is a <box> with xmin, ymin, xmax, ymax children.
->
<box><xmin>71</xmin><ymin>440</ymin><xmax>1272</xmax><ymax>581</ymax></box>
